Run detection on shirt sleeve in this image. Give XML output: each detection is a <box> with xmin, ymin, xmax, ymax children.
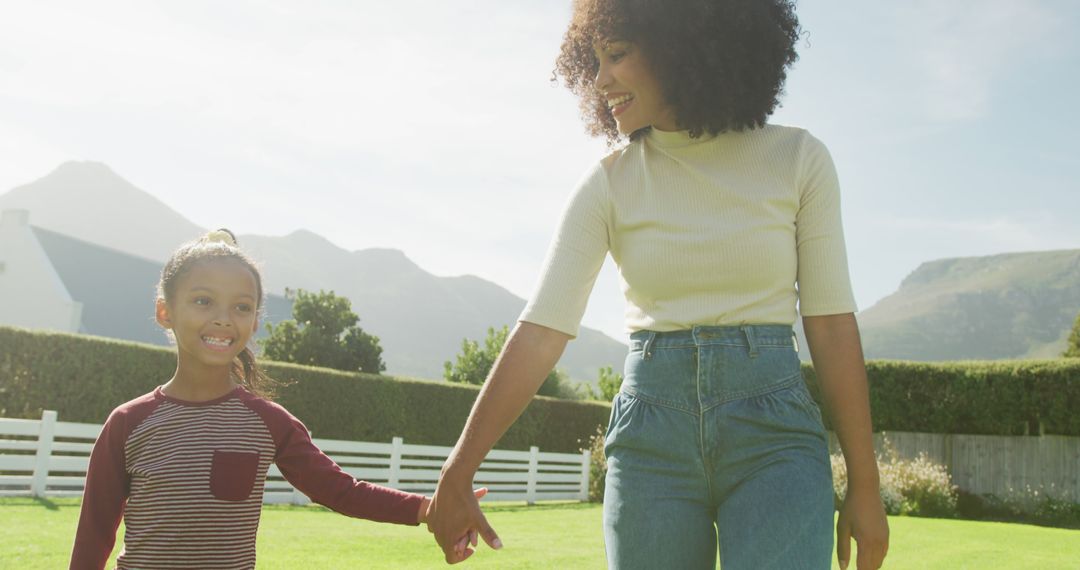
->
<box><xmin>794</xmin><ymin>133</ymin><xmax>858</xmax><ymax>316</ymax></box>
<box><xmin>264</xmin><ymin>405</ymin><xmax>424</xmax><ymax>526</ymax></box>
<box><xmin>70</xmin><ymin>408</ymin><xmax>131</xmax><ymax>570</ymax></box>
<box><xmin>518</xmin><ymin>161</ymin><xmax>612</xmax><ymax>337</ymax></box>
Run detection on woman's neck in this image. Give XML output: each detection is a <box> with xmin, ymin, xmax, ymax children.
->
<box><xmin>162</xmin><ymin>359</ymin><xmax>238</xmax><ymax>402</ymax></box>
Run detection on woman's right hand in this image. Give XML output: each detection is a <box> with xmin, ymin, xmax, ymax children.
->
<box><xmin>836</xmin><ymin>486</ymin><xmax>889</xmax><ymax>569</ymax></box>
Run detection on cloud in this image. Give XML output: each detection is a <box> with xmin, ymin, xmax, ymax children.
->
<box><xmin>899</xmin><ymin>0</ymin><xmax>1062</xmax><ymax>121</ymax></box>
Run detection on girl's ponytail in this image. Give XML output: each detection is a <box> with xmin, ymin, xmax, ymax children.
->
<box><xmin>234</xmin><ymin>346</ymin><xmax>278</xmax><ymax>399</ymax></box>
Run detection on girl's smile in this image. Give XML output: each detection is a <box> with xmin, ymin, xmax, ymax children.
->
<box><xmin>201</xmin><ymin>334</ymin><xmax>236</xmax><ymax>351</ymax></box>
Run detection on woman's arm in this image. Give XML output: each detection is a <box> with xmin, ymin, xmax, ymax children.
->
<box><xmin>426</xmin><ymin>321</ymin><xmax>571</xmax><ymax>564</ymax></box>
<box><xmin>802</xmin><ymin>313</ymin><xmax>889</xmax><ymax>570</ymax></box>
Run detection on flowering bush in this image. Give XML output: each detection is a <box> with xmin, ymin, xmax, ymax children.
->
<box><xmin>581</xmin><ymin>425</ymin><xmax>607</xmax><ymax>503</ymax></box>
<box><xmin>832</xmin><ymin>438</ymin><xmax>958</xmax><ymax>517</ymax></box>
<box><xmin>958</xmin><ymin>484</ymin><xmax>1080</xmax><ymax>529</ymax></box>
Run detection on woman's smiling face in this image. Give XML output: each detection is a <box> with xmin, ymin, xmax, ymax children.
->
<box><xmin>593</xmin><ymin>39</ymin><xmax>678</xmax><ymax>135</ymax></box>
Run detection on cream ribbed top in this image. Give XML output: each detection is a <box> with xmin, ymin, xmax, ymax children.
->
<box><xmin>519</xmin><ymin>124</ymin><xmax>857</xmax><ymax>338</ymax></box>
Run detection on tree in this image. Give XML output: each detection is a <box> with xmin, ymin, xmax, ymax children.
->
<box><xmin>259</xmin><ymin>289</ymin><xmax>385</xmax><ymax>374</ymax></box>
<box><xmin>1065</xmin><ymin>311</ymin><xmax>1080</xmax><ymax>358</ymax></box>
<box><xmin>597</xmin><ymin>365</ymin><xmax>623</xmax><ymax>401</ymax></box>
<box><xmin>444</xmin><ymin>325</ymin><xmax>582</xmax><ymax>399</ymax></box>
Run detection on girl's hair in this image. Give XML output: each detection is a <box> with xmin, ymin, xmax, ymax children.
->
<box><xmin>554</xmin><ymin>0</ymin><xmax>802</xmax><ymax>144</ymax></box>
<box><xmin>158</xmin><ymin>228</ymin><xmax>278</xmax><ymax>398</ymax></box>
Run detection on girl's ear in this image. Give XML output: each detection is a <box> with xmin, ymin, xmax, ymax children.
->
<box><xmin>155</xmin><ymin>298</ymin><xmax>172</xmax><ymax>328</ymax></box>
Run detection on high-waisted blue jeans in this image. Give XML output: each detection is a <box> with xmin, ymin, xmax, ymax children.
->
<box><xmin>603</xmin><ymin>325</ymin><xmax>834</xmax><ymax>569</ymax></box>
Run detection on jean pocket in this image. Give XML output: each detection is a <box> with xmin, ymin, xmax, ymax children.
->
<box><xmin>603</xmin><ymin>392</ymin><xmax>642</xmax><ymax>457</ymax></box>
<box><xmin>209</xmin><ymin>450</ymin><xmax>259</xmax><ymax>501</ymax></box>
<box><xmin>787</xmin><ymin>381</ymin><xmax>824</xmax><ymax>425</ymax></box>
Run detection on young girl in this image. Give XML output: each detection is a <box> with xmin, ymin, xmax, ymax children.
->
<box><xmin>427</xmin><ymin>1</ymin><xmax>889</xmax><ymax>569</ymax></box>
<box><xmin>70</xmin><ymin>230</ymin><xmax>478</xmax><ymax>569</ymax></box>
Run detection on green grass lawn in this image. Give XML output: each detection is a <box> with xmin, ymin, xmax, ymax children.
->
<box><xmin>2</xmin><ymin>497</ymin><xmax>1078</xmax><ymax>569</ymax></box>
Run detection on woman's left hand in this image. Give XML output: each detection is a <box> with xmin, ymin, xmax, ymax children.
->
<box><xmin>836</xmin><ymin>486</ymin><xmax>889</xmax><ymax>569</ymax></box>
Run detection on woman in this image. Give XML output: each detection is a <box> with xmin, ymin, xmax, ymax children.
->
<box><xmin>427</xmin><ymin>1</ymin><xmax>889</xmax><ymax>568</ymax></box>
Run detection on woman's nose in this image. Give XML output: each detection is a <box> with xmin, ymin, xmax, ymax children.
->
<box><xmin>593</xmin><ymin>62</ymin><xmax>611</xmax><ymax>92</ymax></box>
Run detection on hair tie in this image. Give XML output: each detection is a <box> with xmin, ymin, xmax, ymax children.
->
<box><xmin>204</xmin><ymin>228</ymin><xmax>238</xmax><ymax>247</ymax></box>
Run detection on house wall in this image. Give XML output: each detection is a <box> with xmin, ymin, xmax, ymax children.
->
<box><xmin>0</xmin><ymin>210</ymin><xmax>83</xmax><ymax>332</ymax></box>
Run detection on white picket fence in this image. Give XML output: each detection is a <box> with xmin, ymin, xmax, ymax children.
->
<box><xmin>0</xmin><ymin>411</ymin><xmax>590</xmax><ymax>504</ymax></box>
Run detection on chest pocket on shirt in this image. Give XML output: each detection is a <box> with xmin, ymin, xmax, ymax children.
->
<box><xmin>210</xmin><ymin>450</ymin><xmax>259</xmax><ymax>501</ymax></box>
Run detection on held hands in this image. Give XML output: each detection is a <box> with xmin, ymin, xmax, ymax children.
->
<box><xmin>836</xmin><ymin>486</ymin><xmax>889</xmax><ymax>570</ymax></box>
<box><xmin>424</xmin><ymin>475</ymin><xmax>502</xmax><ymax>564</ymax></box>
<box><xmin>418</xmin><ymin>487</ymin><xmax>488</xmax><ymax>525</ymax></box>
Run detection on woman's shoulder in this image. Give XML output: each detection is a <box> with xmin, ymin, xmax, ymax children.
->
<box><xmin>758</xmin><ymin>123</ymin><xmax>830</xmax><ymax>150</ymax></box>
<box><xmin>745</xmin><ymin>124</ymin><xmax>835</xmax><ymax>172</ymax></box>
<box><xmin>593</xmin><ymin>140</ymin><xmax>645</xmax><ymax>188</ymax></box>
<box><xmin>598</xmin><ymin>142</ymin><xmax>633</xmax><ymax>171</ymax></box>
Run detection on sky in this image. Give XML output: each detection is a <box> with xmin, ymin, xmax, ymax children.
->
<box><xmin>2</xmin><ymin>0</ymin><xmax>1078</xmax><ymax>342</ymax></box>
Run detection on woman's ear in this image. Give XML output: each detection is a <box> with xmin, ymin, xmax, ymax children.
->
<box><xmin>155</xmin><ymin>298</ymin><xmax>172</xmax><ymax>329</ymax></box>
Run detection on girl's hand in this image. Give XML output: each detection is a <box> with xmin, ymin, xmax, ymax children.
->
<box><xmin>836</xmin><ymin>486</ymin><xmax>889</xmax><ymax>569</ymax></box>
<box><xmin>417</xmin><ymin>487</ymin><xmax>488</xmax><ymax>525</ymax></box>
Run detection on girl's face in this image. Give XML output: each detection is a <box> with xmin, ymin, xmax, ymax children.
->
<box><xmin>156</xmin><ymin>258</ymin><xmax>260</xmax><ymax>373</ymax></box>
<box><xmin>593</xmin><ymin>40</ymin><xmax>678</xmax><ymax>135</ymax></box>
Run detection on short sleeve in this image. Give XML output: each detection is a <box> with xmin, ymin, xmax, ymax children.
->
<box><xmin>518</xmin><ymin>162</ymin><xmax>612</xmax><ymax>337</ymax></box>
<box><xmin>794</xmin><ymin>134</ymin><xmax>858</xmax><ymax>316</ymax></box>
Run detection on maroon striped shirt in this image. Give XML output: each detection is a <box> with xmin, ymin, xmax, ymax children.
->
<box><xmin>70</xmin><ymin>386</ymin><xmax>424</xmax><ymax>569</ymax></box>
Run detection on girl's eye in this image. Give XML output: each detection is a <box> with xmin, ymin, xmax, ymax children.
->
<box><xmin>194</xmin><ymin>296</ymin><xmax>212</xmax><ymax>306</ymax></box>
<box><xmin>609</xmin><ymin>51</ymin><xmax>626</xmax><ymax>62</ymax></box>
<box><xmin>236</xmin><ymin>303</ymin><xmax>254</xmax><ymax>313</ymax></box>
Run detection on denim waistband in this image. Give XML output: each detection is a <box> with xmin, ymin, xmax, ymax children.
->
<box><xmin>622</xmin><ymin>325</ymin><xmax>802</xmax><ymax>413</ymax></box>
<box><xmin>629</xmin><ymin>324</ymin><xmax>796</xmax><ymax>354</ymax></box>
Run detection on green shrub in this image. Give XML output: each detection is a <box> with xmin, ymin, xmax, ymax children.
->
<box><xmin>596</xmin><ymin>366</ymin><xmax>622</xmax><ymax>401</ymax></box>
<box><xmin>260</xmin><ymin>289</ymin><xmax>385</xmax><ymax>374</ymax></box>
<box><xmin>831</xmin><ymin>439</ymin><xmax>958</xmax><ymax>518</ymax></box>
<box><xmin>0</xmin><ymin>326</ymin><xmax>609</xmax><ymax>453</ymax></box>
<box><xmin>443</xmin><ymin>325</ymin><xmax>585</xmax><ymax>400</ymax></box>
<box><xmin>801</xmin><ymin>359</ymin><xmax>1080</xmax><ymax>436</ymax></box>
<box><xmin>1064</xmin><ymin>311</ymin><xmax>1080</xmax><ymax>358</ymax></box>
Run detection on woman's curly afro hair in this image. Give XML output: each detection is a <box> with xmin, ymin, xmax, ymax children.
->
<box><xmin>554</xmin><ymin>0</ymin><xmax>802</xmax><ymax>143</ymax></box>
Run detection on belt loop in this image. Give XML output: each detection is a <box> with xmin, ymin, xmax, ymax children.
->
<box><xmin>741</xmin><ymin>325</ymin><xmax>759</xmax><ymax>358</ymax></box>
<box><xmin>642</xmin><ymin>331</ymin><xmax>657</xmax><ymax>361</ymax></box>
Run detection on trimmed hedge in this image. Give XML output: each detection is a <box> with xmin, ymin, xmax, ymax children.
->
<box><xmin>0</xmin><ymin>326</ymin><xmax>609</xmax><ymax>453</ymax></box>
<box><xmin>802</xmin><ymin>359</ymin><xmax>1080</xmax><ymax>436</ymax></box>
<box><xmin>4</xmin><ymin>326</ymin><xmax>1079</xmax><ymax>443</ymax></box>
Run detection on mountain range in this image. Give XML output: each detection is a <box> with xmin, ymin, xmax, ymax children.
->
<box><xmin>0</xmin><ymin>162</ymin><xmax>626</xmax><ymax>382</ymax></box>
<box><xmin>3</xmin><ymin>161</ymin><xmax>1077</xmax><ymax>374</ymax></box>
<box><xmin>856</xmin><ymin>250</ymin><xmax>1080</xmax><ymax>360</ymax></box>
